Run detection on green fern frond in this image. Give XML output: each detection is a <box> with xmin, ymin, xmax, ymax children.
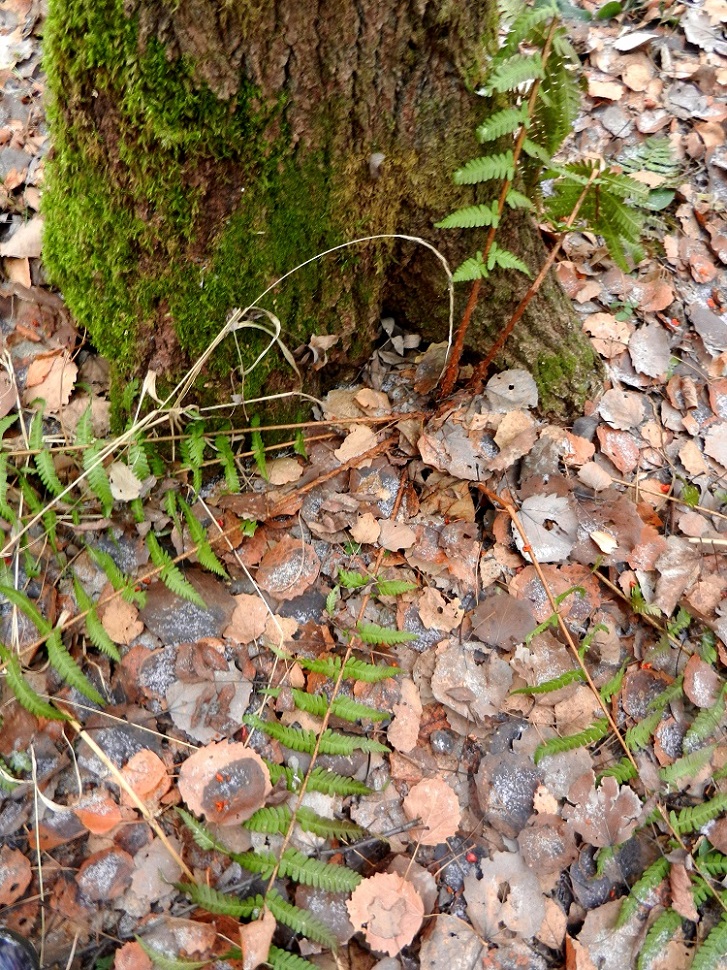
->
<box><xmin>214</xmin><ymin>434</ymin><xmax>241</xmax><ymax>492</ymax></box>
<box><xmin>505</xmin><ymin>188</ymin><xmax>534</xmax><ymax>210</ymax></box>
<box><xmin>85</xmin><ymin>546</ymin><xmax>146</xmax><ymax>607</ymax></box>
<box><xmin>180</xmin><ymin>421</ymin><xmax>206</xmax><ymax>495</ymax></box>
<box><xmin>499</xmin><ymin>3</ymin><xmax>558</xmax><ymax>54</ymax></box>
<box><xmin>671</xmin><ymin>793</ymin><xmax>727</xmax><ymax>835</ymax></box>
<box><xmin>265</xmin><ymin>687</ymin><xmax>387</xmax><ymax>723</ymax></box>
<box><xmin>46</xmin><ymin>629</ymin><xmax>105</xmax><ymax>705</ymax></box>
<box><xmin>29</xmin><ymin>409</ymin><xmax>64</xmax><ymax>497</ymax></box>
<box><xmin>294</xmin><ymin>429</ymin><xmax>308</xmax><ymax>460</ymax></box>
<box><xmin>599</xmin><ymin>663</ymin><xmax>627</xmax><ymax>704</ymax></box>
<box><xmin>512</xmin><ymin>668</ymin><xmax>584</xmax><ymax>695</ymax></box>
<box><xmin>486</xmin><ymin>241</ymin><xmax>532</xmax><ymax>276</ymax></box>
<box><xmin>278</xmin><ymin>848</ymin><xmax>362</xmax><ymax>892</ymax></box>
<box><xmin>267</xmin><ymin>889</ymin><xmax>337</xmax><ymax>949</ymax></box>
<box><xmin>521</xmin><ymin>138</ymin><xmax>552</xmax><ymax>165</ymax></box>
<box><xmin>337</xmin><ymin>569</ymin><xmax>369</xmax><ymax>589</ymax></box>
<box><xmin>146</xmin><ymin>532</ymin><xmax>206</xmax><ymax>608</ymax></box>
<box><xmin>647</xmin><ymin>677</ymin><xmax>684</xmax><ymax>713</ymax></box>
<box><xmin>534</xmin><ymin>718</ymin><xmax>610</xmax><ymax>764</ymax></box>
<box><xmin>453</xmin><ymin>151</ymin><xmax>515</xmax><ymax>185</ymax></box>
<box><xmin>296</xmin><ymin>805</ymin><xmax>366</xmax><ymax>841</ymax></box>
<box><xmin>267</xmin><ymin>645</ymin><xmax>399</xmax><ymax>683</ymax></box>
<box><xmin>137</xmin><ymin>939</ymin><xmax>208</xmax><ymax>970</ymax></box>
<box><xmin>452</xmin><ymin>253</ymin><xmax>489</xmax><ymax>282</ymax></box>
<box><xmin>0</xmin><ymin>642</ymin><xmax>67</xmax><ymax>721</ymax></box>
<box><xmin>483</xmin><ymin>52</ymin><xmax>544</xmax><ymax>94</ymax></box>
<box><xmin>72</xmin><ymin>576</ymin><xmax>121</xmax><ymax>662</ymax></box>
<box><xmin>127</xmin><ymin>438</ymin><xmax>151</xmax><ymax>481</ymax></box>
<box><xmin>684</xmin><ymin>688</ymin><xmax>726</xmax><ymax>752</ymax></box>
<box><xmin>179</xmin><ymin>498</ymin><xmax>228</xmax><ymax>578</ymax></box>
<box><xmin>176</xmin><ymin>882</ymin><xmax>260</xmax><ymax>918</ymax></box>
<box><xmin>244</xmin><ymin>714</ymin><xmax>389</xmax><ymax>755</ymax></box>
<box><xmin>375</xmin><ymin>579</ymin><xmax>418</xmax><ymax>597</ymax></box>
<box><xmin>251</xmin><ymin>416</ymin><xmax>269</xmax><ymax>481</ymax></box>
<box><xmin>83</xmin><ymin>442</ymin><xmax>114</xmax><ymax>515</ymax></box>
<box><xmin>636</xmin><ymin>908</ymin><xmax>682</xmax><ymax>970</ymax></box>
<box><xmin>243</xmin><ymin>804</ymin><xmax>292</xmax><ymax>834</ymax></box>
<box><xmin>0</xmin><ymin>452</ymin><xmax>15</xmax><ymax>523</ymax></box>
<box><xmin>477</xmin><ymin>105</ymin><xmax>529</xmax><ymax>142</ymax></box>
<box><xmin>176</xmin><ymin>808</ymin><xmax>226</xmax><ymax>853</ymax></box>
<box><xmin>265</xmin><ymin>761</ymin><xmax>371</xmax><ymax>796</ymax></box>
<box><xmin>619</xmin><ymin>137</ymin><xmax>680</xmax><ymax>181</ymax></box>
<box><xmin>436</xmin><ymin>202</ymin><xmax>501</xmax><ymax>230</ymax></box>
<box><xmin>691</xmin><ymin>915</ymin><xmax>727</xmax><ymax>970</ymax></box>
<box><xmin>1</xmin><ymin>583</ymin><xmax>50</xmax><ymax>633</ymax></box>
<box><xmin>268</xmin><ymin>947</ymin><xmax>315</xmax><ymax>970</ymax></box>
<box><xmin>700</xmin><ymin>853</ymin><xmax>727</xmax><ymax>877</ymax></box>
<box><xmin>617</xmin><ymin>857</ymin><xmax>670</xmax><ymax>927</ymax></box>
<box><xmin>660</xmin><ymin>745</ymin><xmax>717</xmax><ymax>788</ymax></box>
<box><xmin>625</xmin><ymin>710</ymin><xmax>662</xmax><ymax>752</ymax></box>
<box><xmin>597</xmin><ymin>757</ymin><xmax>637</xmax><ymax>785</ymax></box>
<box><xmin>357</xmin><ymin>622</ymin><xmax>417</xmax><ymax>646</ymax></box>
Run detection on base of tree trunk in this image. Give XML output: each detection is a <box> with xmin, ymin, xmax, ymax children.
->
<box><xmin>42</xmin><ymin>0</ymin><xmax>601</xmax><ymax>421</ymax></box>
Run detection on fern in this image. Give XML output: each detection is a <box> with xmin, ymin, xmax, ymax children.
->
<box><xmin>295</xmin><ymin>805</ymin><xmax>366</xmax><ymax>840</ymax></box>
<box><xmin>179</xmin><ymin>497</ymin><xmax>228</xmax><ymax>578</ymax></box>
<box><xmin>477</xmin><ymin>105</ymin><xmax>530</xmax><ymax>143</ymax></box>
<box><xmin>692</xmin><ymin>916</ymin><xmax>727</xmax><ymax>970</ymax></box>
<box><xmin>179</xmin><ymin>420</ymin><xmax>206</xmax><ymax>495</ymax></box>
<box><xmin>647</xmin><ymin>676</ymin><xmax>684</xmax><ymax>713</ymax></box>
<box><xmin>356</xmin><ymin>622</ymin><xmax>417</xmax><ymax>646</ymax></box>
<box><xmin>267</xmin><ymin>889</ymin><xmax>337</xmax><ymax>949</ymax></box>
<box><xmin>145</xmin><ymin>531</ymin><xmax>206</xmax><ymax>608</ymax></box>
<box><xmin>176</xmin><ymin>881</ymin><xmax>260</xmax><ymax>918</ymax></box>
<box><xmin>86</xmin><ymin>545</ymin><xmax>146</xmax><ymax>607</ymax></box>
<box><xmin>505</xmin><ymin>188</ymin><xmax>534</xmax><ymax>210</ymax></box>
<box><xmin>338</xmin><ymin>569</ymin><xmax>369</xmax><ymax>589</ymax></box>
<box><xmin>617</xmin><ymin>857</ymin><xmax>670</xmax><ymax>927</ymax></box>
<box><xmin>482</xmin><ymin>51</ymin><xmax>544</xmax><ymax>95</ymax></box>
<box><xmin>72</xmin><ymin>576</ymin><xmax>121</xmax><ymax>663</ymax></box>
<box><xmin>244</xmin><ymin>714</ymin><xmax>389</xmax><ymax>755</ymax></box>
<box><xmin>251</xmin><ymin>416</ymin><xmax>268</xmax><ymax>481</ymax></box>
<box><xmin>534</xmin><ymin>718</ymin><xmax>610</xmax><ymax>764</ymax></box>
<box><xmin>266</xmin><ymin>762</ymin><xmax>371</xmax><ymax>796</ymax></box>
<box><xmin>598</xmin><ymin>757</ymin><xmax>637</xmax><ymax>785</ymax></box>
<box><xmin>599</xmin><ymin>662</ymin><xmax>627</xmax><ymax>704</ymax></box>
<box><xmin>268</xmin><ymin>947</ymin><xmax>315</xmax><ymax>970</ymax></box>
<box><xmin>435</xmin><ymin>202</ymin><xmax>501</xmax><ymax>230</ymax></box>
<box><xmin>453</xmin><ymin>151</ymin><xmax>515</xmax><ymax>185</ymax></box>
<box><xmin>625</xmin><ymin>710</ymin><xmax>662</xmax><ymax>752</ymax></box>
<box><xmin>214</xmin><ymin>434</ymin><xmax>241</xmax><ymax>492</ymax></box>
<box><xmin>176</xmin><ymin>807</ymin><xmax>226</xmax><ymax>853</ymax></box>
<box><xmin>636</xmin><ymin>908</ymin><xmax>682</xmax><ymax>969</ymax></box>
<box><xmin>486</xmin><ymin>241</ymin><xmax>531</xmax><ymax>276</ymax></box>
<box><xmin>29</xmin><ymin>408</ymin><xmax>64</xmax><ymax>497</ymax></box>
<box><xmin>375</xmin><ymin>579</ymin><xmax>418</xmax><ymax>597</ymax></box>
<box><xmin>267</xmin><ymin>644</ymin><xmax>399</xmax><ymax>683</ymax></box>
<box><xmin>512</xmin><ymin>667</ymin><xmax>584</xmax><ymax>695</ymax></box>
<box><xmin>233</xmin><ymin>847</ymin><xmax>361</xmax><ymax>892</ymax></box>
<box><xmin>0</xmin><ymin>452</ymin><xmax>16</xmax><ymax>523</ymax></box>
<box><xmin>671</xmin><ymin>793</ymin><xmax>727</xmax><ymax>836</ymax></box>
<box><xmin>660</xmin><ymin>745</ymin><xmax>717</xmax><ymax>788</ymax></box>
<box><xmin>700</xmin><ymin>853</ymin><xmax>727</xmax><ymax>877</ymax></box>
<box><xmin>265</xmin><ymin>687</ymin><xmax>387</xmax><ymax>723</ymax></box>
<box><xmin>684</xmin><ymin>687</ymin><xmax>726</xmax><ymax>752</ymax></box>
<box><xmin>0</xmin><ymin>642</ymin><xmax>67</xmax><ymax>721</ymax></box>
<box><xmin>136</xmin><ymin>939</ymin><xmax>209</xmax><ymax>970</ymax></box>
<box><xmin>452</xmin><ymin>252</ymin><xmax>489</xmax><ymax>283</ymax></box>
<box><xmin>242</xmin><ymin>804</ymin><xmax>293</xmax><ymax>834</ymax></box>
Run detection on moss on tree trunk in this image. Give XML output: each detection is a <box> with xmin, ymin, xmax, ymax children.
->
<box><xmin>43</xmin><ymin>0</ymin><xmax>600</xmax><ymax>419</ymax></box>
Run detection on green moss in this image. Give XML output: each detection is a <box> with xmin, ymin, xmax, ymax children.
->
<box><xmin>533</xmin><ymin>350</ymin><xmax>590</xmax><ymax>417</ymax></box>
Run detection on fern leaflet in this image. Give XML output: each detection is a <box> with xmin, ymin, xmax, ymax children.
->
<box><xmin>46</xmin><ymin>629</ymin><xmax>105</xmax><ymax>705</ymax></box>
<box><xmin>146</xmin><ymin>532</ymin><xmax>206</xmax><ymax>608</ymax></box>
<box><xmin>244</xmin><ymin>714</ymin><xmax>389</xmax><ymax>755</ymax></box>
<box><xmin>534</xmin><ymin>718</ymin><xmax>610</xmax><ymax>764</ymax></box>
<box><xmin>482</xmin><ymin>52</ymin><xmax>544</xmax><ymax>94</ymax></box>
<box><xmin>215</xmin><ymin>434</ymin><xmax>241</xmax><ymax>492</ymax></box>
<box><xmin>617</xmin><ymin>857</ymin><xmax>670</xmax><ymax>927</ymax></box>
<box><xmin>435</xmin><ymin>202</ymin><xmax>500</xmax><ymax>230</ymax></box>
<box><xmin>477</xmin><ymin>105</ymin><xmax>529</xmax><ymax>142</ymax></box>
<box><xmin>454</xmin><ymin>151</ymin><xmax>515</xmax><ymax>185</ymax></box>
<box><xmin>268</xmin><ymin>947</ymin><xmax>315</xmax><ymax>970</ymax></box>
<box><xmin>0</xmin><ymin>642</ymin><xmax>67</xmax><ymax>721</ymax></box>
<box><xmin>375</xmin><ymin>579</ymin><xmax>418</xmax><ymax>596</ymax></box>
<box><xmin>251</xmin><ymin>416</ymin><xmax>269</xmax><ymax>481</ymax></box>
<box><xmin>72</xmin><ymin>577</ymin><xmax>121</xmax><ymax>662</ymax></box>
<box><xmin>29</xmin><ymin>408</ymin><xmax>64</xmax><ymax>497</ymax></box>
<box><xmin>660</xmin><ymin>745</ymin><xmax>717</xmax><ymax>788</ymax></box>
<box><xmin>265</xmin><ymin>687</ymin><xmax>387</xmax><ymax>722</ymax></box>
<box><xmin>671</xmin><ymin>793</ymin><xmax>727</xmax><ymax>835</ymax></box>
<box><xmin>136</xmin><ymin>940</ymin><xmax>208</xmax><ymax>970</ymax></box>
<box><xmin>636</xmin><ymin>909</ymin><xmax>682</xmax><ymax>970</ymax></box>
<box><xmin>267</xmin><ymin>889</ymin><xmax>337</xmax><ymax>949</ymax></box>
<box><xmin>357</xmin><ymin>622</ymin><xmax>417</xmax><ymax>646</ymax></box>
<box><xmin>179</xmin><ymin>497</ymin><xmax>228</xmax><ymax>578</ymax></box>
<box><xmin>265</xmin><ymin>761</ymin><xmax>371</xmax><ymax>796</ymax></box>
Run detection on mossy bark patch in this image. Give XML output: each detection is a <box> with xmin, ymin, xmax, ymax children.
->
<box><xmin>43</xmin><ymin>0</ymin><xmax>600</xmax><ymax>418</ymax></box>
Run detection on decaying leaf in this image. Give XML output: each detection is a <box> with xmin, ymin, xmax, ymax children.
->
<box><xmin>347</xmin><ymin>872</ymin><xmax>424</xmax><ymax>957</ymax></box>
<box><xmin>464</xmin><ymin>850</ymin><xmax>545</xmax><ymax>941</ymax></box>
<box><xmin>240</xmin><ymin>909</ymin><xmax>276</xmax><ymax>970</ymax></box>
<box><xmin>255</xmin><ymin>536</ymin><xmax>320</xmax><ymax>601</ymax></box>
<box><xmin>402</xmin><ymin>777</ymin><xmax>461</xmax><ymax>845</ymax></box>
<box><xmin>178</xmin><ymin>741</ymin><xmax>271</xmax><ymax>825</ymax></box>
<box><xmin>564</xmin><ymin>774</ymin><xmax>643</xmax><ymax>848</ymax></box>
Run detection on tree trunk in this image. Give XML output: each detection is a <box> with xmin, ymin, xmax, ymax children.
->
<box><xmin>43</xmin><ymin>0</ymin><xmax>600</xmax><ymax>419</ymax></box>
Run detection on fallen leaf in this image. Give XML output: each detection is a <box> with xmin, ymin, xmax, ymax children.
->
<box><xmin>403</xmin><ymin>777</ymin><xmax>461</xmax><ymax>845</ymax></box>
<box><xmin>515</xmin><ymin>494</ymin><xmax>578</xmax><ymax>563</ymax></box>
<box><xmin>465</xmin><ymin>850</ymin><xmax>545</xmax><ymax>940</ymax></box>
<box><xmin>387</xmin><ymin>678</ymin><xmax>423</xmax><ymax>754</ymax></box>
<box><xmin>22</xmin><ymin>352</ymin><xmax>77</xmax><ymax>413</ymax></box>
<box><xmin>598</xmin><ymin>389</ymin><xmax>645</xmax><ymax>430</ymax></box>
<box><xmin>683</xmin><ymin>653</ymin><xmax>723</xmax><ymax>709</ymax></box>
<box><xmin>76</xmin><ymin>847</ymin><xmax>134</xmax><ymax>901</ymax></box>
<box><xmin>72</xmin><ymin>790</ymin><xmax>124</xmax><ymax>835</ymax></box>
<box><xmin>350</xmin><ymin>512</ymin><xmax>381</xmax><ymax>545</ymax></box>
<box><xmin>670</xmin><ymin>863</ymin><xmax>699</xmax><ymax>922</ymax></box>
<box><xmin>256</xmin><ymin>536</ymin><xmax>320</xmax><ymax>601</ymax></box>
<box><xmin>564</xmin><ymin>775</ymin><xmax>642</xmax><ymax>848</ymax></box>
<box><xmin>485</xmin><ymin>369</ymin><xmax>538</xmax><ymax>411</ymax></box>
<box><xmin>0</xmin><ymin>847</ymin><xmax>32</xmax><ymax>906</ymax></box>
<box><xmin>334</xmin><ymin>424</ymin><xmax>377</xmax><ymax>462</ymax></box>
<box><xmin>378</xmin><ymin>519</ymin><xmax>416</xmax><ymax>551</ymax></box>
<box><xmin>100</xmin><ymin>597</ymin><xmax>144</xmax><ymax>645</ymax></box>
<box><xmin>347</xmin><ymin>872</ymin><xmax>424</xmax><ymax>957</ymax></box>
<box><xmin>224</xmin><ymin>593</ymin><xmax>269</xmax><ymax>644</ymax></box>
<box><xmin>417</xmin><ymin>588</ymin><xmax>464</xmax><ymax>632</ymax></box>
<box><xmin>178</xmin><ymin>741</ymin><xmax>271</xmax><ymax>825</ymax></box>
<box><xmin>266</xmin><ymin>457</ymin><xmax>303</xmax><ymax>485</ymax></box>
<box><xmin>108</xmin><ymin>462</ymin><xmax>144</xmax><ymax>501</ymax></box>
<box><xmin>0</xmin><ymin>217</ymin><xmax>43</xmax><ymax>258</ymax></box>
<box><xmin>119</xmin><ymin>749</ymin><xmax>170</xmax><ymax>805</ymax></box>
<box><xmin>583</xmin><ymin>313</ymin><xmax>633</xmax><ymax>358</ymax></box>
<box><xmin>628</xmin><ymin>323</ymin><xmax>671</xmax><ymax>378</ymax></box>
<box><xmin>240</xmin><ymin>910</ymin><xmax>276</xmax><ymax>970</ymax></box>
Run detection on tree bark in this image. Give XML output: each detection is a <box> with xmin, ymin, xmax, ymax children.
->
<box><xmin>43</xmin><ymin>0</ymin><xmax>600</xmax><ymax>418</ymax></box>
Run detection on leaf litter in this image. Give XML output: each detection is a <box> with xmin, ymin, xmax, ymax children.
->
<box><xmin>2</xmin><ymin>1</ymin><xmax>727</xmax><ymax>969</ymax></box>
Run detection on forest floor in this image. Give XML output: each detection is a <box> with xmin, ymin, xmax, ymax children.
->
<box><xmin>1</xmin><ymin>1</ymin><xmax>727</xmax><ymax>970</ymax></box>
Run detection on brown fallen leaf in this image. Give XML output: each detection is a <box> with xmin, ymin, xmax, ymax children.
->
<box><xmin>0</xmin><ymin>846</ymin><xmax>32</xmax><ymax>906</ymax></box>
<box><xmin>22</xmin><ymin>352</ymin><xmax>78</xmax><ymax>413</ymax></box>
<box><xmin>347</xmin><ymin>872</ymin><xmax>424</xmax><ymax>957</ymax></box>
<box><xmin>100</xmin><ymin>597</ymin><xmax>144</xmax><ymax>645</ymax></box>
<box><xmin>564</xmin><ymin>775</ymin><xmax>643</xmax><ymax>848</ymax></box>
<box><xmin>178</xmin><ymin>741</ymin><xmax>271</xmax><ymax>825</ymax></box>
<box><xmin>402</xmin><ymin>777</ymin><xmax>461</xmax><ymax>845</ymax></box>
<box><xmin>224</xmin><ymin>592</ymin><xmax>269</xmax><ymax>644</ymax></box>
<box><xmin>255</xmin><ymin>536</ymin><xmax>320</xmax><ymax>601</ymax></box>
<box><xmin>240</xmin><ymin>909</ymin><xmax>276</xmax><ymax>970</ymax></box>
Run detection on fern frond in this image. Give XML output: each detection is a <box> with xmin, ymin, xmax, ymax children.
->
<box><xmin>357</xmin><ymin>622</ymin><xmax>417</xmax><ymax>646</ymax></box>
<box><xmin>85</xmin><ymin>545</ymin><xmax>146</xmax><ymax>607</ymax></box>
<box><xmin>452</xmin><ymin>253</ymin><xmax>489</xmax><ymax>282</ymax></box>
<box><xmin>296</xmin><ymin>806</ymin><xmax>366</xmax><ymax>841</ymax></box>
<box><xmin>268</xmin><ymin>947</ymin><xmax>315</xmax><ymax>970</ymax></box>
<box><xmin>617</xmin><ymin>857</ymin><xmax>670</xmax><ymax>927</ymax></box>
<box><xmin>534</xmin><ymin>718</ymin><xmax>609</xmax><ymax>764</ymax></box>
<box><xmin>700</xmin><ymin>853</ymin><xmax>727</xmax><ymax>877</ymax></box>
<box><xmin>267</xmin><ymin>889</ymin><xmax>337</xmax><ymax>949</ymax></box>
<box><xmin>214</xmin><ymin>434</ymin><xmax>241</xmax><ymax>493</ymax></box>
<box><xmin>267</xmin><ymin>646</ymin><xmax>399</xmax><ymax>683</ymax></box>
<box><xmin>0</xmin><ymin>453</ymin><xmax>15</xmax><ymax>523</ymax></box>
<box><xmin>137</xmin><ymin>939</ymin><xmax>208</xmax><ymax>970</ymax></box>
<box><xmin>597</xmin><ymin>757</ymin><xmax>637</xmax><ymax>785</ymax></box>
<box><xmin>46</xmin><ymin>629</ymin><xmax>105</xmax><ymax>705</ymax></box>
<box><xmin>505</xmin><ymin>188</ymin><xmax>534</xmax><ymax>210</ymax></box>
<box><xmin>180</xmin><ymin>421</ymin><xmax>206</xmax><ymax>495</ymax></box>
<box><xmin>453</xmin><ymin>151</ymin><xmax>515</xmax><ymax>185</ymax></box>
<box><xmin>684</xmin><ymin>688</ymin><xmax>726</xmax><ymax>752</ymax></box>
<box><xmin>146</xmin><ymin>532</ymin><xmax>206</xmax><ymax>608</ymax></box>
<box><xmin>499</xmin><ymin>4</ymin><xmax>558</xmax><ymax>54</ymax></box>
<box><xmin>375</xmin><ymin>579</ymin><xmax>418</xmax><ymax>597</ymax></box>
<box><xmin>83</xmin><ymin>442</ymin><xmax>114</xmax><ymax>515</ymax></box>
<box><xmin>29</xmin><ymin>409</ymin><xmax>63</xmax><ymax>497</ymax></box>
<box><xmin>638</xmin><ymin>909</ymin><xmax>684</xmax><ymax>970</ymax></box>
<box><xmin>127</xmin><ymin>438</ymin><xmax>151</xmax><ymax>481</ymax></box>
<box><xmin>179</xmin><ymin>498</ymin><xmax>228</xmax><ymax>579</ymax></box>
<box><xmin>647</xmin><ymin>677</ymin><xmax>684</xmax><ymax>713</ymax></box>
<box><xmin>176</xmin><ymin>807</ymin><xmax>226</xmax><ymax>853</ymax></box>
<box><xmin>436</xmin><ymin>202</ymin><xmax>500</xmax><ymax>230</ymax></box>
<box><xmin>483</xmin><ymin>52</ymin><xmax>544</xmax><ymax>94</ymax></box>
<box><xmin>671</xmin><ymin>793</ymin><xmax>727</xmax><ymax>835</ymax></box>
<box><xmin>691</xmin><ymin>915</ymin><xmax>727</xmax><ymax>970</ymax></box>
<box><xmin>512</xmin><ymin>668</ymin><xmax>584</xmax><ymax>695</ymax></box>
<box><xmin>477</xmin><ymin>105</ymin><xmax>529</xmax><ymax>142</ymax></box>
<box><xmin>251</xmin><ymin>416</ymin><xmax>269</xmax><ymax>481</ymax></box>
<box><xmin>486</xmin><ymin>241</ymin><xmax>532</xmax><ymax>276</ymax></box>
<box><xmin>176</xmin><ymin>882</ymin><xmax>260</xmax><ymax>918</ymax></box>
<box><xmin>599</xmin><ymin>663</ymin><xmax>627</xmax><ymax>704</ymax></box>
<box><xmin>265</xmin><ymin>687</ymin><xmax>387</xmax><ymax>723</ymax></box>
<box><xmin>0</xmin><ymin>642</ymin><xmax>67</xmax><ymax>721</ymax></box>
<box><xmin>338</xmin><ymin>569</ymin><xmax>369</xmax><ymax>589</ymax></box>
<box><xmin>625</xmin><ymin>710</ymin><xmax>662</xmax><ymax>752</ymax></box>
<box><xmin>243</xmin><ymin>804</ymin><xmax>292</xmax><ymax>834</ymax></box>
<box><xmin>244</xmin><ymin>714</ymin><xmax>389</xmax><ymax>755</ymax></box>
<box><xmin>660</xmin><ymin>745</ymin><xmax>716</xmax><ymax>788</ymax></box>
<box><xmin>278</xmin><ymin>848</ymin><xmax>362</xmax><ymax>892</ymax></box>
<box><xmin>72</xmin><ymin>576</ymin><xmax>121</xmax><ymax>662</ymax></box>
<box><xmin>265</xmin><ymin>761</ymin><xmax>371</xmax><ymax>796</ymax></box>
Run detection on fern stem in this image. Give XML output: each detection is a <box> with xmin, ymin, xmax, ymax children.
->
<box><xmin>470</xmin><ymin>163</ymin><xmax>600</xmax><ymax>384</ymax></box>
<box><xmin>438</xmin><ymin>14</ymin><xmax>560</xmax><ymax>398</ymax></box>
